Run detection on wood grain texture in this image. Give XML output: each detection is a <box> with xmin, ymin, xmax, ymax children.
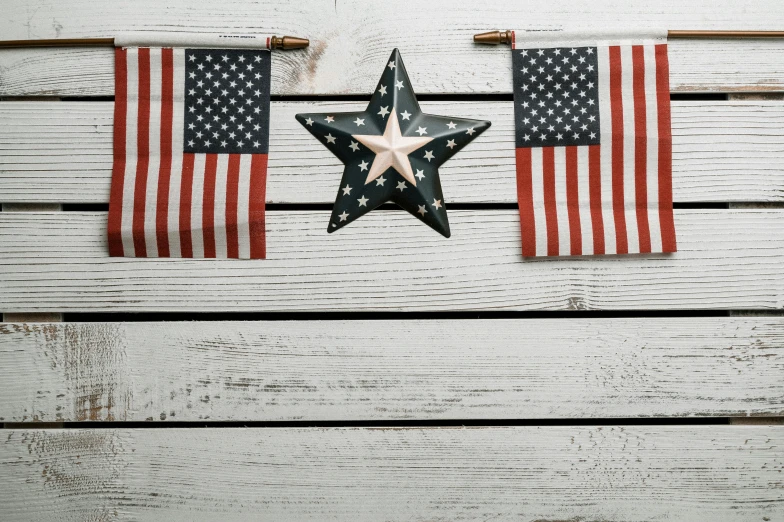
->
<box><xmin>1</xmin><ymin>318</ymin><xmax>783</xmax><ymax>422</ymax></box>
<box><xmin>1</xmin><ymin>210</ymin><xmax>782</xmax><ymax>312</ymax></box>
<box><xmin>2</xmin><ymin>100</ymin><xmax>783</xmax><ymax>204</ymax></box>
<box><xmin>1</xmin><ymin>0</ymin><xmax>784</xmax><ymax>95</ymax></box>
<box><xmin>2</xmin><ymin>426</ymin><xmax>783</xmax><ymax>521</ymax></box>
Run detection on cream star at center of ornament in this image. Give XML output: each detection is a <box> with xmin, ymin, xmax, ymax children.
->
<box><xmin>351</xmin><ymin>111</ymin><xmax>432</xmax><ymax>186</ymax></box>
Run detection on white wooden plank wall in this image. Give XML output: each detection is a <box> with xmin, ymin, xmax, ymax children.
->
<box><xmin>2</xmin><ymin>426</ymin><xmax>783</xmax><ymax>521</ymax></box>
<box><xmin>2</xmin><ymin>1</ymin><xmax>784</xmax><ymax>95</ymax></box>
<box><xmin>1</xmin><ymin>319</ymin><xmax>782</xmax><ymax>422</ymax></box>
<box><xmin>1</xmin><ymin>210</ymin><xmax>783</xmax><ymax>311</ymax></box>
<box><xmin>1</xmin><ymin>1</ymin><xmax>783</xmax><ymax>520</ymax></box>
<box><xmin>2</xmin><ymin>101</ymin><xmax>783</xmax><ymax>204</ymax></box>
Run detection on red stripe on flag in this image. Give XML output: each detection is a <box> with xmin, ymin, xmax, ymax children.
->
<box><xmin>542</xmin><ymin>147</ymin><xmax>559</xmax><ymax>256</ymax></box>
<box><xmin>156</xmin><ymin>48</ymin><xmax>174</xmax><ymax>257</ymax></box>
<box><xmin>202</xmin><ymin>154</ymin><xmax>218</xmax><ymax>258</ymax></box>
<box><xmin>179</xmin><ymin>154</ymin><xmax>195</xmax><ymax>258</ymax></box>
<box><xmin>515</xmin><ymin>147</ymin><xmax>536</xmax><ymax>256</ymax></box>
<box><xmin>565</xmin><ymin>146</ymin><xmax>581</xmax><ymax>256</ymax></box>
<box><xmin>249</xmin><ymin>154</ymin><xmax>268</xmax><ymax>259</ymax></box>
<box><xmin>588</xmin><ymin>145</ymin><xmax>605</xmax><ymax>255</ymax></box>
<box><xmin>108</xmin><ymin>48</ymin><xmax>127</xmax><ymax>257</ymax></box>
<box><xmin>632</xmin><ymin>45</ymin><xmax>651</xmax><ymax>253</ymax></box>
<box><xmin>132</xmin><ymin>48</ymin><xmax>151</xmax><ymax>257</ymax></box>
<box><xmin>656</xmin><ymin>44</ymin><xmax>676</xmax><ymax>252</ymax></box>
<box><xmin>609</xmin><ymin>46</ymin><xmax>628</xmax><ymax>254</ymax></box>
<box><xmin>226</xmin><ymin>154</ymin><xmax>241</xmax><ymax>258</ymax></box>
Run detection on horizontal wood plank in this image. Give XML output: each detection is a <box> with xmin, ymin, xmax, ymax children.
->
<box><xmin>1</xmin><ymin>100</ymin><xmax>783</xmax><ymax>204</ymax></box>
<box><xmin>1</xmin><ymin>0</ymin><xmax>784</xmax><ymax>95</ymax></box>
<box><xmin>1</xmin><ymin>318</ymin><xmax>782</xmax><ymax>422</ymax></box>
<box><xmin>2</xmin><ymin>426</ymin><xmax>783</xmax><ymax>521</ymax></box>
<box><xmin>1</xmin><ymin>210</ymin><xmax>782</xmax><ymax>312</ymax></box>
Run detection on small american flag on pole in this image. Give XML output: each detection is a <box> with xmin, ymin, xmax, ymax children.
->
<box><xmin>512</xmin><ymin>31</ymin><xmax>676</xmax><ymax>257</ymax></box>
<box><xmin>108</xmin><ymin>46</ymin><xmax>271</xmax><ymax>259</ymax></box>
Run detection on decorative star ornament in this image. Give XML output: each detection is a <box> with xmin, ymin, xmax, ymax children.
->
<box><xmin>296</xmin><ymin>49</ymin><xmax>490</xmax><ymax>237</ymax></box>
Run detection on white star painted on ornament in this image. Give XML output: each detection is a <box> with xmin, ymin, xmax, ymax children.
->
<box><xmin>349</xmin><ymin>141</ymin><xmax>360</xmax><ymax>152</ymax></box>
<box><xmin>395</xmin><ymin>80</ymin><xmax>404</xmax><ymax>90</ymax></box>
<box><xmin>351</xmin><ymin>111</ymin><xmax>432</xmax><ymax>186</ymax></box>
<box><xmin>354</xmin><ymin>118</ymin><xmax>365</xmax><ymax>126</ymax></box>
<box><xmin>387</xmin><ymin>60</ymin><xmax>396</xmax><ymax>70</ymax></box>
<box><xmin>446</xmin><ymin>139</ymin><xmax>456</xmax><ymax>149</ymax></box>
<box><xmin>325</xmin><ymin>116</ymin><xmax>334</xmax><ymax>123</ymax></box>
<box><xmin>342</xmin><ymin>185</ymin><xmax>352</xmax><ymax>195</ymax></box>
<box><xmin>415</xmin><ymin>169</ymin><xmax>425</xmax><ymax>181</ymax></box>
<box><xmin>305</xmin><ymin>117</ymin><xmax>314</xmax><ymax>126</ymax></box>
<box><xmin>415</xmin><ymin>126</ymin><xmax>427</xmax><ymax>136</ymax></box>
<box><xmin>396</xmin><ymin>181</ymin><xmax>407</xmax><ymax>191</ymax></box>
<box><xmin>400</xmin><ymin>110</ymin><xmax>412</xmax><ymax>121</ymax></box>
<box><xmin>417</xmin><ymin>205</ymin><xmax>427</xmax><ymax>216</ymax></box>
<box><xmin>432</xmin><ymin>199</ymin><xmax>442</xmax><ymax>209</ymax></box>
<box><xmin>423</xmin><ymin>150</ymin><xmax>435</xmax><ymax>162</ymax></box>
<box><xmin>466</xmin><ymin>127</ymin><xmax>476</xmax><ymax>135</ymax></box>
<box><xmin>357</xmin><ymin>195</ymin><xmax>369</xmax><ymax>207</ymax></box>
<box><xmin>358</xmin><ymin>160</ymin><xmax>369</xmax><ymax>172</ymax></box>
<box><xmin>375</xmin><ymin>176</ymin><xmax>387</xmax><ymax>186</ymax></box>
<box><xmin>325</xmin><ymin>134</ymin><xmax>336</xmax><ymax>144</ymax></box>
<box><xmin>339</xmin><ymin>211</ymin><xmax>349</xmax><ymax>221</ymax></box>
<box><xmin>378</xmin><ymin>84</ymin><xmax>387</xmax><ymax>96</ymax></box>
<box><xmin>378</xmin><ymin>106</ymin><xmax>390</xmax><ymax>118</ymax></box>
<box><xmin>447</xmin><ymin>121</ymin><xmax>457</xmax><ymax>129</ymax></box>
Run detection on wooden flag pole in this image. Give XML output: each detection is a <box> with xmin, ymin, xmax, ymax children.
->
<box><xmin>0</xmin><ymin>35</ymin><xmax>309</xmax><ymax>50</ymax></box>
<box><xmin>474</xmin><ymin>29</ymin><xmax>784</xmax><ymax>44</ymax></box>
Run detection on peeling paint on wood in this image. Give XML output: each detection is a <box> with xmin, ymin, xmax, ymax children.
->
<box><xmin>1</xmin><ymin>318</ymin><xmax>782</xmax><ymax>422</ymax></box>
<box><xmin>1</xmin><ymin>426</ymin><xmax>783</xmax><ymax>521</ymax></box>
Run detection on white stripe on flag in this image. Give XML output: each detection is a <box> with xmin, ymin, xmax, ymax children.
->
<box><xmin>167</xmin><ymin>49</ymin><xmax>185</xmax><ymax>257</ymax></box>
<box><xmin>596</xmin><ymin>45</ymin><xmax>616</xmax><ymax>254</ymax></box>
<box><xmin>190</xmin><ymin>153</ymin><xmax>206</xmax><ymax>257</ymax></box>
<box><xmin>121</xmin><ymin>48</ymin><xmax>139</xmax><ymax>257</ymax></box>
<box><xmin>576</xmin><ymin>145</ymin><xmax>593</xmax><ymax>255</ymax></box>
<box><xmin>530</xmin><ymin>147</ymin><xmax>548</xmax><ymax>257</ymax></box>
<box><xmin>553</xmin><ymin>146</ymin><xmax>570</xmax><ymax>255</ymax></box>
<box><xmin>214</xmin><ymin>153</ymin><xmax>229</xmax><ymax>258</ymax></box>
<box><xmin>620</xmin><ymin>44</ymin><xmax>639</xmax><ymax>252</ymax></box>
<box><xmin>237</xmin><ymin>154</ymin><xmax>252</xmax><ymax>259</ymax></box>
<box><xmin>643</xmin><ymin>44</ymin><xmax>662</xmax><ymax>253</ymax></box>
<box><xmin>144</xmin><ymin>48</ymin><xmax>162</xmax><ymax>257</ymax></box>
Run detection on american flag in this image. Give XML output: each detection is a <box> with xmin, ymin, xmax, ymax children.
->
<box><xmin>512</xmin><ymin>32</ymin><xmax>676</xmax><ymax>257</ymax></box>
<box><xmin>108</xmin><ymin>46</ymin><xmax>271</xmax><ymax>259</ymax></box>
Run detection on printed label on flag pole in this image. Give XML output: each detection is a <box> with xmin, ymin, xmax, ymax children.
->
<box><xmin>511</xmin><ymin>31</ymin><xmax>676</xmax><ymax>257</ymax></box>
<box><xmin>108</xmin><ymin>47</ymin><xmax>271</xmax><ymax>259</ymax></box>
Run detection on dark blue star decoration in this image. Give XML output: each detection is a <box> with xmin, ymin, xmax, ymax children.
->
<box><xmin>296</xmin><ymin>49</ymin><xmax>490</xmax><ymax>237</ymax></box>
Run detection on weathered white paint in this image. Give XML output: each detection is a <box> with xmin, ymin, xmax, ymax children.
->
<box><xmin>1</xmin><ymin>318</ymin><xmax>782</xmax><ymax>422</ymax></box>
<box><xmin>1</xmin><ymin>0</ymin><xmax>784</xmax><ymax>95</ymax></box>
<box><xmin>1</xmin><ymin>100</ymin><xmax>783</xmax><ymax>204</ymax></box>
<box><xmin>0</xmin><ymin>210</ymin><xmax>782</xmax><ymax>312</ymax></box>
<box><xmin>1</xmin><ymin>426</ymin><xmax>783</xmax><ymax>521</ymax></box>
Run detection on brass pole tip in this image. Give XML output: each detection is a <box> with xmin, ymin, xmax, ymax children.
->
<box><xmin>473</xmin><ymin>30</ymin><xmax>513</xmax><ymax>45</ymax></box>
<box><xmin>270</xmin><ymin>36</ymin><xmax>309</xmax><ymax>50</ymax></box>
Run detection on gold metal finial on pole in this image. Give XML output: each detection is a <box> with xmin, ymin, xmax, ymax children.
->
<box><xmin>269</xmin><ymin>36</ymin><xmax>310</xmax><ymax>50</ymax></box>
<box><xmin>472</xmin><ymin>29</ymin><xmax>784</xmax><ymax>45</ymax></box>
<box><xmin>473</xmin><ymin>30</ymin><xmax>513</xmax><ymax>45</ymax></box>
